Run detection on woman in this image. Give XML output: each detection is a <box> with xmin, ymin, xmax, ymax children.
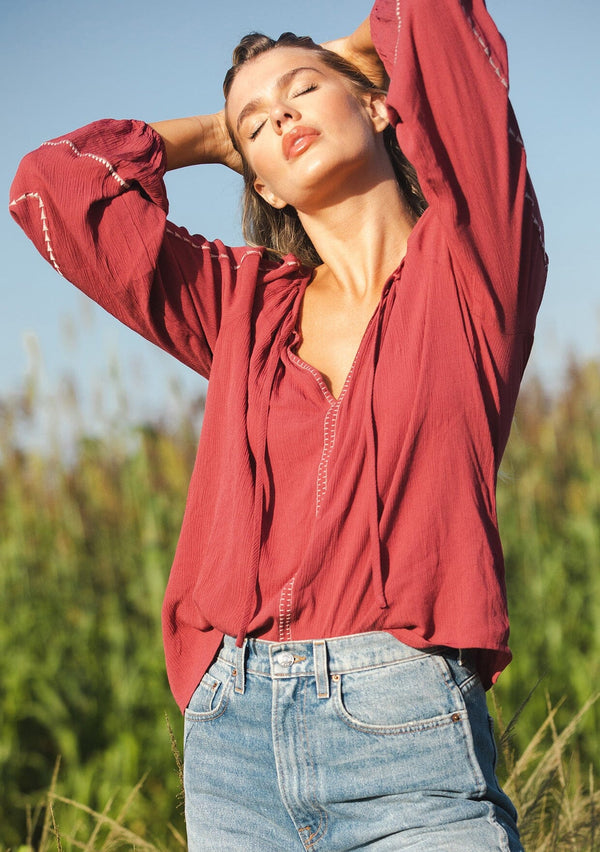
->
<box><xmin>10</xmin><ymin>0</ymin><xmax>547</xmax><ymax>848</ymax></box>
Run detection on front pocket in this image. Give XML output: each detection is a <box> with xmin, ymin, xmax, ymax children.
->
<box><xmin>184</xmin><ymin>661</ymin><xmax>232</xmax><ymax>724</ymax></box>
<box><xmin>332</xmin><ymin>653</ymin><xmax>464</xmax><ymax>734</ymax></box>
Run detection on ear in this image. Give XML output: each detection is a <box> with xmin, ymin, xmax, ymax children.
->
<box><xmin>253</xmin><ymin>177</ymin><xmax>287</xmax><ymax>209</ymax></box>
<box><xmin>364</xmin><ymin>92</ymin><xmax>389</xmax><ymax>134</ymax></box>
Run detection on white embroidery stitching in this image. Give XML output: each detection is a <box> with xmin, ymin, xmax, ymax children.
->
<box><xmin>41</xmin><ymin>140</ymin><xmax>130</xmax><ymax>187</ymax></box>
<box><xmin>394</xmin><ymin>0</ymin><xmax>402</xmax><ymax>65</ymax></box>
<box><xmin>278</xmin><ymin>577</ymin><xmax>296</xmax><ymax>642</ymax></box>
<box><xmin>459</xmin><ymin>4</ymin><xmax>509</xmax><ymax>90</ymax></box>
<box><xmin>525</xmin><ymin>191</ymin><xmax>548</xmax><ymax>266</ymax></box>
<box><xmin>10</xmin><ymin>192</ymin><xmax>62</xmax><ymax>275</ymax></box>
<box><xmin>164</xmin><ymin>228</ymin><xmax>301</xmax><ymax>272</ymax></box>
<box><xmin>458</xmin><ymin>3</ymin><xmax>547</xmax><ymax>262</ymax></box>
<box><xmin>316</xmin><ymin>402</ymin><xmax>339</xmax><ymax>518</ymax></box>
<box><xmin>287</xmin><ymin>348</ymin><xmax>359</xmax><ymax>517</ymax></box>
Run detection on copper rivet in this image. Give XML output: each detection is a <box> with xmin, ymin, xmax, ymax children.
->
<box><xmin>451</xmin><ymin>713</ymin><xmax>460</xmax><ymax>722</ymax></box>
<box><xmin>212</xmin><ymin>682</ymin><xmax>218</xmax><ymax>689</ymax></box>
<box><xmin>332</xmin><ymin>675</ymin><xmax>340</xmax><ymax>682</ymax></box>
<box><xmin>232</xmin><ymin>669</ymin><xmax>237</xmax><ymax>676</ymax></box>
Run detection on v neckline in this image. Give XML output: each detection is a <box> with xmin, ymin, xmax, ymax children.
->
<box><xmin>284</xmin><ymin>222</ymin><xmax>420</xmax><ymax>402</ymax></box>
<box><xmin>287</xmin><ymin>302</ymin><xmax>381</xmax><ymax>405</ymax></box>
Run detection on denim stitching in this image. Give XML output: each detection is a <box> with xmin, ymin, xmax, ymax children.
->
<box><xmin>183</xmin><ymin>678</ymin><xmax>233</xmax><ymax>749</ymax></box>
<box><xmin>271</xmin><ymin>677</ymin><xmax>308</xmax><ymax>845</ymax></box>
<box><xmin>433</xmin><ymin>655</ymin><xmax>487</xmax><ymax>795</ymax></box>
<box><xmin>330</xmin><ymin>655</ymin><xmax>481</xmax><ymax>739</ymax></box>
<box><xmin>332</xmin><ymin>685</ymin><xmax>468</xmax><ymax>736</ymax></box>
<box><xmin>298</xmin><ymin>679</ymin><xmax>328</xmax><ymax>848</ymax></box>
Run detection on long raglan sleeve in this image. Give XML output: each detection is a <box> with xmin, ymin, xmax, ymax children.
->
<box><xmin>9</xmin><ymin>119</ymin><xmax>260</xmax><ymax>379</ymax></box>
<box><xmin>371</xmin><ymin>0</ymin><xmax>547</xmax><ymax>335</ymax></box>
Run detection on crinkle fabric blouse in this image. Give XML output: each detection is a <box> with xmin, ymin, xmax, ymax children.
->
<box><xmin>10</xmin><ymin>0</ymin><xmax>547</xmax><ymax>712</ymax></box>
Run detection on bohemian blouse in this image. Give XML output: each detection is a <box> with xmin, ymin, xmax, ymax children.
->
<box><xmin>10</xmin><ymin>0</ymin><xmax>547</xmax><ymax>712</ymax></box>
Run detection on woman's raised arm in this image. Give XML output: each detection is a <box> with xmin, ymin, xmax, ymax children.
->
<box><xmin>9</xmin><ymin>117</ymin><xmax>263</xmax><ymax>380</ymax></box>
<box><xmin>150</xmin><ymin>111</ymin><xmax>242</xmax><ymax>173</ymax></box>
<box><xmin>367</xmin><ymin>0</ymin><xmax>547</xmax><ymax>337</ymax></box>
<box><xmin>322</xmin><ymin>16</ymin><xmax>388</xmax><ymax>89</ymax></box>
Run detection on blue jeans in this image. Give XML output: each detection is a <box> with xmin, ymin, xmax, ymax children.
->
<box><xmin>184</xmin><ymin>632</ymin><xmax>522</xmax><ymax>851</ymax></box>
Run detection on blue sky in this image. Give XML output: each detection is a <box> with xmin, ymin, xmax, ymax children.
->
<box><xmin>3</xmin><ymin>0</ymin><xmax>599</xmax><ymax>432</ymax></box>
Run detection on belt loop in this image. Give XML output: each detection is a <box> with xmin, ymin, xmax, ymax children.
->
<box><xmin>313</xmin><ymin>640</ymin><xmax>330</xmax><ymax>699</ymax></box>
<box><xmin>234</xmin><ymin>640</ymin><xmax>247</xmax><ymax>695</ymax></box>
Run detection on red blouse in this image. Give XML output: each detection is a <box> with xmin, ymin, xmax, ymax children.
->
<box><xmin>10</xmin><ymin>0</ymin><xmax>547</xmax><ymax>712</ymax></box>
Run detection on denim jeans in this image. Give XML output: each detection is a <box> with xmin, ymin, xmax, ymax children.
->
<box><xmin>183</xmin><ymin>632</ymin><xmax>522</xmax><ymax>851</ymax></box>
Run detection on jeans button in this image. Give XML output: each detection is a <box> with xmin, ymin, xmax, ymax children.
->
<box><xmin>276</xmin><ymin>652</ymin><xmax>295</xmax><ymax>667</ymax></box>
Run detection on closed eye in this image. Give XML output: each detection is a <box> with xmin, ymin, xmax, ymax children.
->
<box><xmin>249</xmin><ymin>120</ymin><xmax>266</xmax><ymax>140</ymax></box>
<box><xmin>291</xmin><ymin>83</ymin><xmax>318</xmax><ymax>98</ymax></box>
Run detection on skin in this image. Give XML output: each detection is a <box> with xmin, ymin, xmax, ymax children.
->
<box><xmin>150</xmin><ymin>17</ymin><xmax>416</xmax><ymax>399</ymax></box>
<box><xmin>227</xmin><ymin>48</ymin><xmax>390</xmax><ymax>214</ymax></box>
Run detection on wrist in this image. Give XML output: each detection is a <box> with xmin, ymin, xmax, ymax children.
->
<box><xmin>210</xmin><ymin>111</ymin><xmax>242</xmax><ymax>173</ymax></box>
<box><xmin>323</xmin><ymin>18</ymin><xmax>387</xmax><ymax>89</ymax></box>
<box><xmin>149</xmin><ymin>114</ymin><xmax>241</xmax><ymax>172</ymax></box>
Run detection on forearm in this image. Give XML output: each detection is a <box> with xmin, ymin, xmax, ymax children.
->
<box><xmin>323</xmin><ymin>16</ymin><xmax>387</xmax><ymax>89</ymax></box>
<box><xmin>347</xmin><ymin>16</ymin><xmax>375</xmax><ymax>56</ymax></box>
<box><xmin>149</xmin><ymin>112</ymin><xmax>241</xmax><ymax>172</ymax></box>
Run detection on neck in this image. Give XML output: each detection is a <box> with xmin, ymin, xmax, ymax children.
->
<box><xmin>298</xmin><ymin>169</ymin><xmax>416</xmax><ymax>300</ymax></box>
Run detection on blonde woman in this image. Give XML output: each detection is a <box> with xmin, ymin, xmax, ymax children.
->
<box><xmin>11</xmin><ymin>0</ymin><xmax>547</xmax><ymax>848</ymax></box>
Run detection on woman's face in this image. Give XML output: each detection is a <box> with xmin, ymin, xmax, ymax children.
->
<box><xmin>225</xmin><ymin>46</ymin><xmax>389</xmax><ymax>214</ymax></box>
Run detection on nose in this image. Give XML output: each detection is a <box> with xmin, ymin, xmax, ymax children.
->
<box><xmin>269</xmin><ymin>101</ymin><xmax>301</xmax><ymax>134</ymax></box>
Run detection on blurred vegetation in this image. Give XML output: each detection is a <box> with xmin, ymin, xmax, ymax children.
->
<box><xmin>496</xmin><ymin>359</ymin><xmax>600</xmax><ymax>769</ymax></box>
<box><xmin>0</xmin><ymin>352</ymin><xmax>598</xmax><ymax>850</ymax></box>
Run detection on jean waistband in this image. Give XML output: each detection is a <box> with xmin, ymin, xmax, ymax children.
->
<box><xmin>217</xmin><ymin>632</ymin><xmax>469</xmax><ymax>698</ymax></box>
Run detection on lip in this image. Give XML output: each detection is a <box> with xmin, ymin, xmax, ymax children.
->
<box><xmin>282</xmin><ymin>126</ymin><xmax>320</xmax><ymax>160</ymax></box>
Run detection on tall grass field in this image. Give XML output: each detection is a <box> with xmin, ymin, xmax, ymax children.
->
<box><xmin>1</xmin><ymin>354</ymin><xmax>598</xmax><ymax>850</ymax></box>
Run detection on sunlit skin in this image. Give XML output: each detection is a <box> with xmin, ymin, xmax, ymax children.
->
<box><xmin>151</xmin><ymin>39</ymin><xmax>417</xmax><ymax>399</ymax></box>
<box><xmin>227</xmin><ymin>48</ymin><xmax>390</xmax><ymax>211</ymax></box>
<box><xmin>226</xmin><ymin>46</ymin><xmax>417</xmax><ymax>398</ymax></box>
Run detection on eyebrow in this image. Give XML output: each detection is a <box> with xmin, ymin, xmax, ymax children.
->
<box><xmin>235</xmin><ymin>66</ymin><xmax>324</xmax><ymax>132</ymax></box>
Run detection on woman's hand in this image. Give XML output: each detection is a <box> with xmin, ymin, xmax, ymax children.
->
<box><xmin>213</xmin><ymin>110</ymin><xmax>244</xmax><ymax>174</ymax></box>
<box><xmin>150</xmin><ymin>111</ymin><xmax>242</xmax><ymax>174</ymax></box>
<box><xmin>322</xmin><ymin>17</ymin><xmax>388</xmax><ymax>90</ymax></box>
